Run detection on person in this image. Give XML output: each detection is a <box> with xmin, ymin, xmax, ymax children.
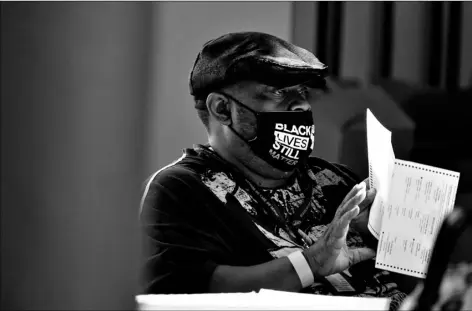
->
<box><xmin>139</xmin><ymin>31</ymin><xmax>407</xmax><ymax>310</ymax></box>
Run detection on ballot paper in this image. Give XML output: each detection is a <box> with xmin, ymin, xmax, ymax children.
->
<box><xmin>136</xmin><ymin>289</ymin><xmax>390</xmax><ymax>310</ymax></box>
<box><xmin>366</xmin><ymin>108</ymin><xmax>397</xmax><ymax>238</ymax></box>
<box><xmin>366</xmin><ymin>109</ymin><xmax>460</xmax><ymax>278</ymax></box>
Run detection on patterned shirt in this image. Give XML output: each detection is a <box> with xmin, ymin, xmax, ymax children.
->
<box><xmin>140</xmin><ymin>145</ymin><xmax>407</xmax><ymax>310</ymax></box>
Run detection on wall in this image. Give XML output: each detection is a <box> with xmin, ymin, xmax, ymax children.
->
<box><xmin>144</xmin><ymin>1</ymin><xmax>292</xmax><ymax>175</ymax></box>
<box><xmin>460</xmin><ymin>2</ymin><xmax>472</xmax><ymax>87</ymax></box>
<box><xmin>293</xmin><ymin>2</ymin><xmax>472</xmax><ymax>88</ymax></box>
<box><xmin>339</xmin><ymin>2</ymin><xmax>377</xmax><ymax>85</ymax></box>
<box><xmin>391</xmin><ymin>2</ymin><xmax>428</xmax><ymax>85</ymax></box>
<box><xmin>1</xmin><ymin>2</ymin><xmax>293</xmax><ymax>308</ymax></box>
<box><xmin>1</xmin><ymin>2</ymin><xmax>151</xmax><ymax>309</ymax></box>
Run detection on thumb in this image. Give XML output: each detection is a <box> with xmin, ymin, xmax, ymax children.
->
<box><xmin>349</xmin><ymin>247</ymin><xmax>376</xmax><ymax>266</ymax></box>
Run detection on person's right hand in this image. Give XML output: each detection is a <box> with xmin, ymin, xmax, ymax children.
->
<box><xmin>302</xmin><ymin>182</ymin><xmax>376</xmax><ymax>278</ymax></box>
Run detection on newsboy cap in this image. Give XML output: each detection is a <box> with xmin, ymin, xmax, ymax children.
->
<box><xmin>189</xmin><ymin>32</ymin><xmax>328</xmax><ymax>99</ymax></box>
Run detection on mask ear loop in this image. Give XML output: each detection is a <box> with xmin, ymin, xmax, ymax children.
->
<box><xmin>217</xmin><ymin>91</ymin><xmax>260</xmax><ymax>143</ymax></box>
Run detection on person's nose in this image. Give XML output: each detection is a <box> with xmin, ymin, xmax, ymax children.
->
<box><xmin>289</xmin><ymin>98</ymin><xmax>312</xmax><ymax>112</ymax></box>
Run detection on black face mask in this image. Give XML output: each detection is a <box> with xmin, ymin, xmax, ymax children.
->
<box><xmin>220</xmin><ymin>92</ymin><xmax>315</xmax><ymax>172</ymax></box>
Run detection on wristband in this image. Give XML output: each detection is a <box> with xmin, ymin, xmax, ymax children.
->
<box><xmin>287</xmin><ymin>250</ymin><xmax>314</xmax><ymax>288</ymax></box>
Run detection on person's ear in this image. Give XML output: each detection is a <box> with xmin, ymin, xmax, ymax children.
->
<box><xmin>206</xmin><ymin>92</ymin><xmax>232</xmax><ymax>125</ymax></box>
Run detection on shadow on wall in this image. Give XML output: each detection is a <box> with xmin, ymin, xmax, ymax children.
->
<box><xmin>1</xmin><ymin>2</ymin><xmax>151</xmax><ymax>309</ymax></box>
<box><xmin>1</xmin><ymin>2</ymin><xmax>295</xmax><ymax>309</ymax></box>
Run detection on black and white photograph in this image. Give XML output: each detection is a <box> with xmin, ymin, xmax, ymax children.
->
<box><xmin>2</xmin><ymin>1</ymin><xmax>472</xmax><ymax>310</ymax></box>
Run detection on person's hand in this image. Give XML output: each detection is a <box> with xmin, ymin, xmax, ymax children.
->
<box><xmin>351</xmin><ymin>178</ymin><xmax>377</xmax><ymax>239</ymax></box>
<box><xmin>302</xmin><ymin>182</ymin><xmax>376</xmax><ymax>277</ymax></box>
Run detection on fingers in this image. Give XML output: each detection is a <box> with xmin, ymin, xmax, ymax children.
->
<box><xmin>329</xmin><ymin>183</ymin><xmax>367</xmax><ymax>243</ymax></box>
<box><xmin>337</xmin><ymin>184</ymin><xmax>366</xmax><ymax>219</ymax></box>
<box><xmin>346</xmin><ymin>185</ymin><xmax>367</xmax><ymax>208</ymax></box>
<box><xmin>358</xmin><ymin>188</ymin><xmax>377</xmax><ymax>214</ymax></box>
<box><xmin>349</xmin><ymin>247</ymin><xmax>376</xmax><ymax>266</ymax></box>
<box><xmin>362</xmin><ymin>178</ymin><xmax>370</xmax><ymax>190</ymax></box>
<box><xmin>339</xmin><ymin>205</ymin><xmax>360</xmax><ymax>229</ymax></box>
<box><xmin>331</xmin><ymin>205</ymin><xmax>360</xmax><ymax>240</ymax></box>
<box><xmin>339</xmin><ymin>182</ymin><xmax>365</xmax><ymax>207</ymax></box>
<box><xmin>336</xmin><ymin>183</ymin><xmax>366</xmax><ymax>220</ymax></box>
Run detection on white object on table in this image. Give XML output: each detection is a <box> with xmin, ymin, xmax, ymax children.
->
<box><xmin>136</xmin><ymin>289</ymin><xmax>390</xmax><ymax>310</ymax></box>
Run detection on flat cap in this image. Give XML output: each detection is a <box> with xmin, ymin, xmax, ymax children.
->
<box><xmin>189</xmin><ymin>32</ymin><xmax>328</xmax><ymax>99</ymax></box>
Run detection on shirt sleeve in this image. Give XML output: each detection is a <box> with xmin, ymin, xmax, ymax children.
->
<box><xmin>139</xmin><ymin>167</ymin><xmax>220</xmax><ymax>294</ymax></box>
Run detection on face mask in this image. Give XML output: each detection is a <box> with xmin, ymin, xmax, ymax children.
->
<box><xmin>220</xmin><ymin>92</ymin><xmax>315</xmax><ymax>172</ymax></box>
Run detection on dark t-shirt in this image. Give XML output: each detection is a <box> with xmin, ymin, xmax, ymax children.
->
<box><xmin>139</xmin><ymin>145</ymin><xmax>406</xmax><ymax>310</ymax></box>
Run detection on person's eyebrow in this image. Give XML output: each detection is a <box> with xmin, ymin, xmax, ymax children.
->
<box><xmin>255</xmin><ymin>82</ymin><xmax>312</xmax><ymax>97</ymax></box>
<box><xmin>258</xmin><ymin>84</ymin><xmax>278</xmax><ymax>93</ymax></box>
<box><xmin>250</xmin><ymin>85</ymin><xmax>278</xmax><ymax>100</ymax></box>
<box><xmin>257</xmin><ymin>84</ymin><xmax>295</xmax><ymax>93</ymax></box>
<box><xmin>275</xmin><ymin>84</ymin><xmax>309</xmax><ymax>93</ymax></box>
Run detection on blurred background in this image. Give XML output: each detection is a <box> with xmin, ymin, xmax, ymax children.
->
<box><xmin>2</xmin><ymin>1</ymin><xmax>472</xmax><ymax>310</ymax></box>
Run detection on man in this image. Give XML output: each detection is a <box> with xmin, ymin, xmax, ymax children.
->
<box><xmin>140</xmin><ymin>32</ymin><xmax>407</xmax><ymax>310</ymax></box>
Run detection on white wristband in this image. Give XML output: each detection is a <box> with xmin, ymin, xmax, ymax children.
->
<box><xmin>287</xmin><ymin>251</ymin><xmax>314</xmax><ymax>288</ymax></box>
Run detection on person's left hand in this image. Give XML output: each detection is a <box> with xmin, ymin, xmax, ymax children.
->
<box><xmin>350</xmin><ymin>178</ymin><xmax>377</xmax><ymax>247</ymax></box>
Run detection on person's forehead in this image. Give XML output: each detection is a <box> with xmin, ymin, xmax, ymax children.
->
<box><xmin>225</xmin><ymin>79</ymin><xmax>325</xmax><ymax>99</ymax></box>
<box><xmin>250</xmin><ymin>81</ymin><xmax>312</xmax><ymax>93</ymax></box>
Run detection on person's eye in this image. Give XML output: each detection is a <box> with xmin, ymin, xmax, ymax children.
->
<box><xmin>272</xmin><ymin>89</ymin><xmax>286</xmax><ymax>98</ymax></box>
<box><xmin>298</xmin><ymin>87</ymin><xmax>310</xmax><ymax>99</ymax></box>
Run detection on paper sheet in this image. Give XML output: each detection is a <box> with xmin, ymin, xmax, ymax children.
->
<box><xmin>375</xmin><ymin>159</ymin><xmax>460</xmax><ymax>278</ymax></box>
<box><xmin>258</xmin><ymin>289</ymin><xmax>390</xmax><ymax>310</ymax></box>
<box><xmin>366</xmin><ymin>109</ymin><xmax>396</xmax><ymax>238</ymax></box>
<box><xmin>136</xmin><ymin>290</ymin><xmax>390</xmax><ymax>310</ymax></box>
<box><xmin>136</xmin><ymin>292</ymin><xmax>259</xmax><ymax>310</ymax></box>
